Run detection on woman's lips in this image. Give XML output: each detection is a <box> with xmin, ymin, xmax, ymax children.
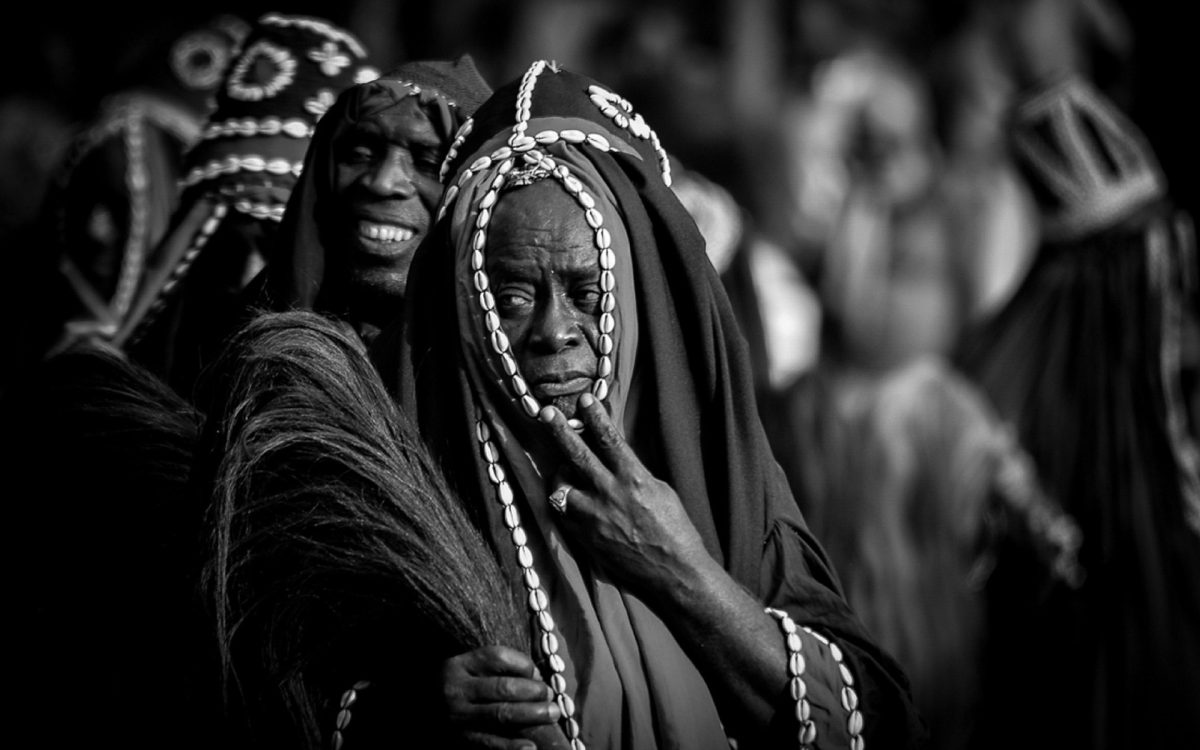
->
<box><xmin>532</xmin><ymin>376</ymin><xmax>592</xmax><ymax>398</ymax></box>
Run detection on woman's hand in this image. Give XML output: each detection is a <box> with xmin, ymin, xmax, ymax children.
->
<box><xmin>439</xmin><ymin>645</ymin><xmax>562</xmax><ymax>749</ymax></box>
<box><xmin>538</xmin><ymin>393</ymin><xmax>715</xmax><ymax>597</ymax></box>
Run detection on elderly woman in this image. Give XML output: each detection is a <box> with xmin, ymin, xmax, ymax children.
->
<box><xmin>380</xmin><ymin>61</ymin><xmax>926</xmax><ymax>750</ymax></box>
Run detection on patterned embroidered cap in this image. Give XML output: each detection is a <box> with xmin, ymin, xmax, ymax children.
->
<box><xmin>1011</xmin><ymin>75</ymin><xmax>1166</xmax><ymax>241</ymax></box>
<box><xmin>181</xmin><ymin>13</ymin><xmax>380</xmax><ymax>219</ymax></box>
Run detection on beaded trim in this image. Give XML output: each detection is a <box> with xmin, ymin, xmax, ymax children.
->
<box><xmin>124</xmin><ymin>202</ymin><xmax>230</xmax><ymax>347</ymax></box>
<box><xmin>201</xmin><ymin>116</ymin><xmax>316</xmax><ymax>141</ymax></box>
<box><xmin>260</xmin><ymin>13</ymin><xmax>369</xmax><ymax>60</ymax></box>
<box><xmin>586</xmin><ymin>85</ymin><xmax>671</xmax><ymax>187</ymax></box>
<box><xmin>181</xmin><ymin>155</ymin><xmax>303</xmax><ymax>188</ymax></box>
<box><xmin>227</xmin><ymin>40</ymin><xmax>297</xmax><ymax>101</ymax></box>
<box><xmin>475</xmin><ymin>415</ymin><xmax>585</xmax><ymax>750</ymax></box>
<box><xmin>802</xmin><ymin>626</ymin><xmax>865</xmax><ymax>750</ymax></box>
<box><xmin>329</xmin><ymin>679</ymin><xmax>371</xmax><ymax>750</ymax></box>
<box><xmin>112</xmin><ymin>111</ymin><xmax>150</xmax><ymax>320</ymax></box>
<box><xmin>765</xmin><ymin>608</ymin><xmax>816</xmax><ymax>748</ymax></box>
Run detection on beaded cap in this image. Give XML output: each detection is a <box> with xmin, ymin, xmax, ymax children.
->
<box><xmin>182</xmin><ymin>13</ymin><xmax>380</xmax><ymax>218</ymax></box>
<box><xmin>1011</xmin><ymin>76</ymin><xmax>1166</xmax><ymax>242</ymax></box>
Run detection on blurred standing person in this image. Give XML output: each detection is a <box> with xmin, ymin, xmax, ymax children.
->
<box><xmin>954</xmin><ymin>68</ymin><xmax>1200</xmax><ymax>750</ymax></box>
<box><xmin>113</xmin><ymin>12</ymin><xmax>381</xmax><ymax>403</ymax></box>
<box><xmin>27</xmin><ymin>13</ymin><xmax>250</xmax><ymax>361</ymax></box>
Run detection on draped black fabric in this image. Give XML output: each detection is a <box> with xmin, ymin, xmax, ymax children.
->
<box><xmin>955</xmin><ymin>212</ymin><xmax>1200</xmax><ymax>750</ymax></box>
<box><xmin>377</xmin><ymin>63</ymin><xmax>926</xmax><ymax>748</ymax></box>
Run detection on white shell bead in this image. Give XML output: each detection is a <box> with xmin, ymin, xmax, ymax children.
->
<box><xmin>796</xmin><ymin>699</ymin><xmax>811</xmax><ymax>722</ymax></box>
<box><xmin>787</xmin><ymin>632</ymin><xmax>803</xmax><ymax>652</ymax></box>
<box><xmin>535</xmin><ymin>130</ymin><xmax>559</xmax><ymax>144</ymax></box>
<box><xmin>476</xmin><ymin>208</ymin><xmax>490</xmax><ymax>228</ymax></box>
<box><xmin>586</xmin><ymin>133</ymin><xmax>611</xmax><ymax>151</ymax></box>
<box><xmin>560</xmin><ymin>129</ymin><xmax>585</xmax><ymax>143</ymax></box>
<box><xmin>479</xmin><ymin>290</ymin><xmax>495</xmax><ymax>311</ymax></box>
<box><xmin>511</xmin><ymin>135</ymin><xmax>535</xmax><ymax>151</ymax></box>
<box><xmin>592</xmin><ymin>379</ymin><xmax>609</xmax><ymax>400</ymax></box>
<box><xmin>469</xmin><ymin>156</ymin><xmax>492</xmax><ymax>172</ymax></box>
<box><xmin>523</xmin><ymin>567</ymin><xmax>540</xmax><ymax>590</ymax></box>
<box><xmin>501</xmin><ymin>352</ymin><xmax>517</xmax><ymax>376</ymax></box>
<box><xmin>498</xmin><ymin>482</ymin><xmax>514</xmax><ymax>505</ymax></box>
<box><xmin>472</xmin><ymin>230</ymin><xmax>487</xmax><ymax>253</ymax></box>
<box><xmin>512</xmin><ymin>526</ymin><xmax>528</xmax><ymax>547</ymax></box>
<box><xmin>800</xmin><ymin>721</ymin><xmax>817</xmax><ymax>744</ymax></box>
<box><xmin>598</xmin><ymin>356</ymin><xmax>612</xmax><ymax>378</ymax></box>
<box><xmin>498</xmin><ymin>158</ymin><xmax>514</xmax><ymax>174</ymax></box>
<box><xmin>585</xmin><ymin>208</ymin><xmax>603</xmax><ymax>228</ymax></box>
<box><xmin>538</xmin><ymin>609</ymin><xmax>556</xmax><ymax>632</ymax></box>
<box><xmin>483</xmin><ymin>441</ymin><xmax>499</xmax><ymax>463</ymax></box>
<box><xmin>839</xmin><ymin>663</ymin><xmax>855</xmax><ymax>685</ymax></box>
<box><xmin>563</xmin><ymin>175</ymin><xmax>582</xmax><ymax>193</ymax></box>
<box><xmin>601</xmin><ymin>293</ymin><xmax>616</xmax><ymax>313</ymax></box>
<box><xmin>548</xmin><ymin>654</ymin><xmax>566</xmax><ymax>674</ymax></box>
<box><xmin>528</xmin><ymin>587</ymin><xmax>548</xmax><ymax>611</ymax></box>
<box><xmin>557</xmin><ymin>693</ymin><xmax>576</xmax><ymax>717</ymax></box>
<box><xmin>596</xmin><ymin>228</ymin><xmax>611</xmax><ymax>249</ymax></box>
<box><xmin>490</xmin><ymin>146</ymin><xmax>512</xmax><ymax>161</ymax></box>
<box><xmin>503</xmin><ymin>504</ymin><xmax>520</xmax><ymax>529</ymax></box>
<box><xmin>484</xmin><ymin>310</ymin><xmax>500</xmax><ymax>332</ymax></box>
<box><xmin>512</xmin><ymin>375</ymin><xmax>528</xmax><ymax>396</ymax></box>
<box><xmin>790</xmin><ymin>676</ymin><xmax>808</xmax><ymax>701</ymax></box>
<box><xmin>578</xmin><ymin>192</ymin><xmax>595</xmax><ymax>209</ymax></box>
<box><xmin>471</xmin><ymin>249</ymin><xmax>484</xmax><ymax>270</ymax></box>
<box><xmin>476</xmin><ymin>421</ymin><xmax>490</xmax><ymax>442</ymax></box>
<box><xmin>480</xmin><ymin>190</ymin><xmax>497</xmax><ymax>209</ymax></box>
<box><xmin>848</xmin><ymin>710</ymin><xmax>863</xmax><ymax>735</ymax></box>
<box><xmin>841</xmin><ymin>686</ymin><xmax>858</xmax><ymax>711</ymax></box>
<box><xmin>600</xmin><ymin>270</ymin><xmax>615</xmax><ymax>292</ymax></box>
<box><xmin>473</xmin><ymin>271</ymin><xmax>488</xmax><ymax>292</ymax></box>
<box><xmin>600</xmin><ymin>248</ymin><xmax>615</xmax><ymax>270</ymax></box>
<box><xmin>550</xmin><ymin>672</ymin><xmax>567</xmax><ymax>694</ymax></box>
<box><xmin>521</xmin><ymin>394</ymin><xmax>540</xmax><ymax>416</ymax></box>
<box><xmin>490</xmin><ymin>329</ymin><xmax>509</xmax><ymax>353</ymax></box>
<box><xmin>598</xmin><ymin>334</ymin><xmax>613</xmax><ymax>355</ymax></box>
<box><xmin>487</xmin><ymin>463</ymin><xmax>505</xmax><ymax>484</ymax></box>
<box><xmin>517</xmin><ymin>544</ymin><xmax>533</xmax><ymax>567</ymax></box>
<box><xmin>788</xmin><ymin>652</ymin><xmax>806</xmax><ymax>675</ymax></box>
<box><xmin>600</xmin><ymin>312</ymin><xmax>614</xmax><ymax>334</ymax></box>
<box><xmin>541</xmin><ymin>632</ymin><xmax>559</xmax><ymax>655</ymax></box>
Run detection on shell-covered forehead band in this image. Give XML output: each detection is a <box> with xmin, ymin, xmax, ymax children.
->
<box><xmin>437</xmin><ymin>60</ymin><xmax>668</xmax><ymax>421</ymax></box>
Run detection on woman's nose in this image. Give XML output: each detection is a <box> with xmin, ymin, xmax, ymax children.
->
<box><xmin>530</xmin><ymin>293</ymin><xmax>584</xmax><ymax>353</ymax></box>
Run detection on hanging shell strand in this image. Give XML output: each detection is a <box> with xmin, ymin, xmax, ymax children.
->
<box><xmin>475</xmin><ymin>415</ymin><xmax>586</xmax><ymax>750</ymax></box>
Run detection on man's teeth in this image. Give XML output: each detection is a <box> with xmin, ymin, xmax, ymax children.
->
<box><xmin>359</xmin><ymin>222</ymin><xmax>414</xmax><ymax>242</ymax></box>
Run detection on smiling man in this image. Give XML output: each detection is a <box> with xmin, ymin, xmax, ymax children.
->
<box><xmin>255</xmin><ymin>55</ymin><xmax>492</xmax><ymax>343</ymax></box>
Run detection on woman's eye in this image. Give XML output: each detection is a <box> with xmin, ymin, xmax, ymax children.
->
<box><xmin>573</xmin><ymin>286</ymin><xmax>601</xmax><ymax>313</ymax></box>
<box><xmin>495</xmin><ymin>288</ymin><xmax>533</xmax><ymax>314</ymax></box>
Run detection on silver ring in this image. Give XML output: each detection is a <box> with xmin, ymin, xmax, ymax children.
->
<box><xmin>548</xmin><ymin>484</ymin><xmax>570</xmax><ymax>514</ymax></box>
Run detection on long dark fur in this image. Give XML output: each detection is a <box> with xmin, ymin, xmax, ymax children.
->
<box><xmin>196</xmin><ymin>310</ymin><xmax>530</xmax><ymax>748</ymax></box>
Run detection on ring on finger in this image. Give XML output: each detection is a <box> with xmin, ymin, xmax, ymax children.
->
<box><xmin>548</xmin><ymin>484</ymin><xmax>571</xmax><ymax>514</ymax></box>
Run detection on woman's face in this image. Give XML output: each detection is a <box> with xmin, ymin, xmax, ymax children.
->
<box><xmin>485</xmin><ymin>180</ymin><xmax>603</xmax><ymax>418</ymax></box>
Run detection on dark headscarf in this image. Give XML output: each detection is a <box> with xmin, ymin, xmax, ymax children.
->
<box><xmin>379</xmin><ymin>61</ymin><xmax>924</xmax><ymax>749</ymax></box>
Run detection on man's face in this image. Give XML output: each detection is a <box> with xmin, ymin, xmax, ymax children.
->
<box><xmin>486</xmin><ymin>181</ymin><xmax>602</xmax><ymax>418</ymax></box>
<box><xmin>331</xmin><ymin>95</ymin><xmax>444</xmax><ymax>327</ymax></box>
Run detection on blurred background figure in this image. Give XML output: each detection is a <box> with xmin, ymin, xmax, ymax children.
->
<box><xmin>954</xmin><ymin>70</ymin><xmax>1200</xmax><ymax>750</ymax></box>
<box><xmin>113</xmin><ymin>12</ymin><xmax>381</xmax><ymax>403</ymax></box>
<box><xmin>11</xmin><ymin>12</ymin><xmax>250</xmax><ymax>389</ymax></box>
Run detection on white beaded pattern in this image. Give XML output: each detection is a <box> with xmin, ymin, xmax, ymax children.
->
<box><xmin>181</xmin><ymin>154</ymin><xmax>304</xmax><ymax>188</ymax></box>
<box><xmin>586</xmin><ymin>84</ymin><xmax>672</xmax><ymax>187</ymax></box>
<box><xmin>329</xmin><ymin>679</ymin><xmax>371</xmax><ymax>750</ymax></box>
<box><xmin>765</xmin><ymin>608</ymin><xmax>817</xmax><ymax>748</ymax></box>
<box><xmin>475</xmin><ymin>416</ymin><xmax>586</xmax><ymax>750</ymax></box>
<box><xmin>202</xmin><ymin>116</ymin><xmax>316</xmax><ymax>141</ymax></box>
<box><xmin>125</xmin><ymin>201</ymin><xmax>230</xmax><ymax>346</ymax></box>
<box><xmin>802</xmin><ymin>625</ymin><xmax>865</xmax><ymax>750</ymax></box>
